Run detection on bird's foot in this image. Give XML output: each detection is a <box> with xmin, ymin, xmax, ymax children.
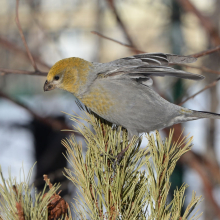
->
<box><xmin>113</xmin><ymin>144</ymin><xmax>130</xmax><ymax>170</ymax></box>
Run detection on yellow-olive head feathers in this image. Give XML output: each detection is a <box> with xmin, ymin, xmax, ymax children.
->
<box><xmin>44</xmin><ymin>57</ymin><xmax>92</xmax><ymax>94</ymax></box>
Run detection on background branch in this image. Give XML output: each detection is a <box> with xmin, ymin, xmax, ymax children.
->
<box><xmin>181</xmin><ymin>64</ymin><xmax>220</xmax><ymax>75</ymax></box>
<box><xmin>91</xmin><ymin>31</ymin><xmax>145</xmax><ymax>53</ymax></box>
<box><xmin>181</xmin><ymin>151</ymin><xmax>220</xmax><ymax>219</ymax></box>
<box><xmin>91</xmin><ymin>30</ymin><xmax>220</xmax><ymax>66</ymax></box>
<box><xmin>190</xmin><ymin>45</ymin><xmax>220</xmax><ymax>58</ymax></box>
<box><xmin>0</xmin><ymin>68</ymin><xmax>47</xmax><ymax>76</ymax></box>
<box><xmin>0</xmin><ymin>36</ymin><xmax>50</xmax><ymax>70</ymax></box>
<box><xmin>0</xmin><ymin>90</ymin><xmax>76</xmax><ymax>132</ymax></box>
<box><xmin>15</xmin><ymin>0</ymin><xmax>39</xmax><ymax>71</ymax></box>
<box><xmin>176</xmin><ymin>0</ymin><xmax>220</xmax><ymax>46</ymax></box>
<box><xmin>106</xmin><ymin>0</ymin><xmax>142</xmax><ymax>54</ymax></box>
<box><xmin>179</xmin><ymin>77</ymin><xmax>220</xmax><ymax>106</ymax></box>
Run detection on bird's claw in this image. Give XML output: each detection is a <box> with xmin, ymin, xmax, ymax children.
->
<box><xmin>112</xmin><ymin>144</ymin><xmax>130</xmax><ymax>171</ymax></box>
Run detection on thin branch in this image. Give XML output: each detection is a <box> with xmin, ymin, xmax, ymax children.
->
<box><xmin>181</xmin><ymin>151</ymin><xmax>220</xmax><ymax>219</ymax></box>
<box><xmin>193</xmin><ymin>152</ymin><xmax>220</xmax><ymax>184</ymax></box>
<box><xmin>15</xmin><ymin>0</ymin><xmax>38</xmax><ymax>71</ymax></box>
<box><xmin>177</xmin><ymin>0</ymin><xmax>220</xmax><ymax>46</ymax></box>
<box><xmin>107</xmin><ymin>0</ymin><xmax>135</xmax><ymax>46</ymax></box>
<box><xmin>91</xmin><ymin>30</ymin><xmax>220</xmax><ymax>62</ymax></box>
<box><xmin>0</xmin><ymin>90</ymin><xmax>77</xmax><ymax>132</ymax></box>
<box><xmin>0</xmin><ymin>68</ymin><xmax>47</xmax><ymax>76</ymax></box>
<box><xmin>106</xmin><ymin>0</ymin><xmax>142</xmax><ymax>54</ymax></box>
<box><xmin>179</xmin><ymin>77</ymin><xmax>220</xmax><ymax>106</ymax></box>
<box><xmin>190</xmin><ymin>45</ymin><xmax>220</xmax><ymax>58</ymax></box>
<box><xmin>181</xmin><ymin>64</ymin><xmax>220</xmax><ymax>75</ymax></box>
<box><xmin>91</xmin><ymin>31</ymin><xmax>145</xmax><ymax>53</ymax></box>
<box><xmin>0</xmin><ymin>36</ymin><xmax>50</xmax><ymax>70</ymax></box>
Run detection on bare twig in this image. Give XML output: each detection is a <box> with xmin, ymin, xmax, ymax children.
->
<box><xmin>177</xmin><ymin>0</ymin><xmax>220</xmax><ymax>46</ymax></box>
<box><xmin>0</xmin><ymin>68</ymin><xmax>47</xmax><ymax>76</ymax></box>
<box><xmin>15</xmin><ymin>0</ymin><xmax>38</xmax><ymax>71</ymax></box>
<box><xmin>106</xmin><ymin>0</ymin><xmax>142</xmax><ymax>54</ymax></box>
<box><xmin>190</xmin><ymin>45</ymin><xmax>220</xmax><ymax>58</ymax></box>
<box><xmin>193</xmin><ymin>153</ymin><xmax>220</xmax><ymax>184</ymax></box>
<box><xmin>0</xmin><ymin>36</ymin><xmax>50</xmax><ymax>70</ymax></box>
<box><xmin>0</xmin><ymin>90</ymin><xmax>77</xmax><ymax>132</ymax></box>
<box><xmin>107</xmin><ymin>0</ymin><xmax>134</xmax><ymax>46</ymax></box>
<box><xmin>91</xmin><ymin>30</ymin><xmax>220</xmax><ymax>63</ymax></box>
<box><xmin>181</xmin><ymin>151</ymin><xmax>220</xmax><ymax>219</ymax></box>
<box><xmin>91</xmin><ymin>31</ymin><xmax>145</xmax><ymax>53</ymax></box>
<box><xmin>181</xmin><ymin>64</ymin><xmax>220</xmax><ymax>75</ymax></box>
<box><xmin>179</xmin><ymin>77</ymin><xmax>220</xmax><ymax>106</ymax></box>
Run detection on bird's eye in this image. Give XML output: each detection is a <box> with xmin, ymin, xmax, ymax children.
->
<box><xmin>54</xmin><ymin>76</ymin><xmax>60</xmax><ymax>80</ymax></box>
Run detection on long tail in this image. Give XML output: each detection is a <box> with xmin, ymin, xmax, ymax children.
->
<box><xmin>174</xmin><ymin>109</ymin><xmax>220</xmax><ymax>125</ymax></box>
<box><xmin>191</xmin><ymin>110</ymin><xmax>220</xmax><ymax>119</ymax></box>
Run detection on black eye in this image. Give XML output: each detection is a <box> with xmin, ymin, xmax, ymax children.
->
<box><xmin>54</xmin><ymin>76</ymin><xmax>60</xmax><ymax>80</ymax></box>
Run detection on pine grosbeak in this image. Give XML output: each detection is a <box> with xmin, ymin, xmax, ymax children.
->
<box><xmin>44</xmin><ymin>53</ymin><xmax>220</xmax><ymax>138</ymax></box>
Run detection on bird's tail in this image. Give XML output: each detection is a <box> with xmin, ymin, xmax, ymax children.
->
<box><xmin>191</xmin><ymin>110</ymin><xmax>220</xmax><ymax>120</ymax></box>
<box><xmin>174</xmin><ymin>108</ymin><xmax>220</xmax><ymax>125</ymax></box>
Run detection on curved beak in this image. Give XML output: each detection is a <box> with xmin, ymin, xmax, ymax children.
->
<box><xmin>44</xmin><ymin>80</ymin><xmax>55</xmax><ymax>91</ymax></box>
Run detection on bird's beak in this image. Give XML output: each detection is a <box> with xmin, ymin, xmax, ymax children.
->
<box><xmin>44</xmin><ymin>80</ymin><xmax>55</xmax><ymax>91</ymax></box>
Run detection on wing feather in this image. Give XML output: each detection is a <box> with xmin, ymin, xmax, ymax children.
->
<box><xmin>97</xmin><ymin>53</ymin><xmax>203</xmax><ymax>85</ymax></box>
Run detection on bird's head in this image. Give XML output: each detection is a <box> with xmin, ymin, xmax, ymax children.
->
<box><xmin>44</xmin><ymin>57</ymin><xmax>92</xmax><ymax>94</ymax></box>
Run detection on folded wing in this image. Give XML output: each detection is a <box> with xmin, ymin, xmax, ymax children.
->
<box><xmin>97</xmin><ymin>53</ymin><xmax>204</xmax><ymax>85</ymax></box>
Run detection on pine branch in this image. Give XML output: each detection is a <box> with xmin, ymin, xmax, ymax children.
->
<box><xmin>63</xmin><ymin>111</ymin><xmax>202</xmax><ymax>219</ymax></box>
<box><xmin>0</xmin><ymin>165</ymin><xmax>71</xmax><ymax>220</ymax></box>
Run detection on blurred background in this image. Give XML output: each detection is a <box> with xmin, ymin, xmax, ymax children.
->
<box><xmin>0</xmin><ymin>0</ymin><xmax>220</xmax><ymax>219</ymax></box>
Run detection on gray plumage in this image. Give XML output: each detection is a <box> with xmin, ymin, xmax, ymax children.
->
<box><xmin>87</xmin><ymin>53</ymin><xmax>218</xmax><ymax>137</ymax></box>
<box><xmin>45</xmin><ymin>53</ymin><xmax>220</xmax><ymax>138</ymax></box>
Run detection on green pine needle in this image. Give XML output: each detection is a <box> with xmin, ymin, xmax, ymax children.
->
<box><xmin>63</xmin><ymin>111</ymin><xmax>202</xmax><ymax>220</ymax></box>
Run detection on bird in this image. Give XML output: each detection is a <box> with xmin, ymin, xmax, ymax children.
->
<box><xmin>44</xmin><ymin>53</ymin><xmax>220</xmax><ymax>139</ymax></box>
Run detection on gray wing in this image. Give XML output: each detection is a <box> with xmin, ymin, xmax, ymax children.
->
<box><xmin>96</xmin><ymin>53</ymin><xmax>204</xmax><ymax>86</ymax></box>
